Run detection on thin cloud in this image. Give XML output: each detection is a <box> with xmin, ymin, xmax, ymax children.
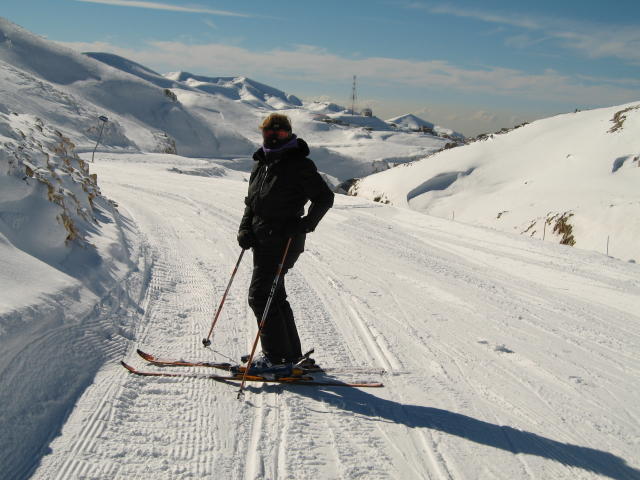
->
<box><xmin>410</xmin><ymin>2</ymin><xmax>640</xmax><ymax>64</ymax></box>
<box><xmin>553</xmin><ymin>28</ymin><xmax>640</xmax><ymax>64</ymax></box>
<box><xmin>58</xmin><ymin>39</ymin><xmax>640</xmax><ymax>107</ymax></box>
<box><xmin>73</xmin><ymin>0</ymin><xmax>251</xmax><ymax>17</ymax></box>
<box><xmin>419</xmin><ymin>3</ymin><xmax>541</xmax><ymax>30</ymax></box>
<box><xmin>504</xmin><ymin>34</ymin><xmax>551</xmax><ymax>50</ymax></box>
<box><xmin>203</xmin><ymin>19</ymin><xmax>218</xmax><ymax>29</ymax></box>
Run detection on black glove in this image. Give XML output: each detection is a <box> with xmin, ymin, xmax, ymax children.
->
<box><xmin>282</xmin><ymin>217</ymin><xmax>311</xmax><ymax>237</ymax></box>
<box><xmin>237</xmin><ymin>230</ymin><xmax>256</xmax><ymax>250</ymax></box>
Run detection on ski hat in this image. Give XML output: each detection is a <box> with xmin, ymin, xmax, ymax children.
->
<box><xmin>260</xmin><ymin>113</ymin><xmax>292</xmax><ymax>148</ymax></box>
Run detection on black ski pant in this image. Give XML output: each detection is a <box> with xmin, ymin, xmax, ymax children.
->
<box><xmin>248</xmin><ymin>251</ymin><xmax>302</xmax><ymax>364</ymax></box>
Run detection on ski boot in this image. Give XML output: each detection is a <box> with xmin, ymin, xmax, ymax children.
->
<box><xmin>240</xmin><ymin>352</ymin><xmax>294</xmax><ymax>379</ymax></box>
<box><xmin>294</xmin><ymin>349</ymin><xmax>322</xmax><ymax>372</ymax></box>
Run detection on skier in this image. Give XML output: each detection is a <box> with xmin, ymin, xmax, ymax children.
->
<box><xmin>237</xmin><ymin>113</ymin><xmax>334</xmax><ymax>376</ymax></box>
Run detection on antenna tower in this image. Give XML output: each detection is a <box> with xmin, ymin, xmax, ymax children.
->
<box><xmin>351</xmin><ymin>75</ymin><xmax>357</xmax><ymax>115</ymax></box>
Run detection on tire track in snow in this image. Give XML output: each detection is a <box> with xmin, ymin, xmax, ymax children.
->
<box><xmin>244</xmin><ymin>394</ymin><xmax>266</xmax><ymax>480</ymax></box>
<box><xmin>347</xmin><ymin>297</ymin><xmax>396</xmax><ymax>371</ymax></box>
<box><xmin>303</xmin><ymin>238</ymin><xmax>484</xmax><ymax>479</ymax></box>
<box><xmin>121</xmin><ymin>189</ymin><xmax>252</xmax><ymax>478</ymax></box>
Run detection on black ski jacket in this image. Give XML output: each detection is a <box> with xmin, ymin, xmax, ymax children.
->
<box><xmin>239</xmin><ymin>137</ymin><xmax>334</xmax><ymax>254</ymax></box>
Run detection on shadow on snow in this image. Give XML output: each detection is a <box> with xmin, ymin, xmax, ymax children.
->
<box><xmin>249</xmin><ymin>383</ymin><xmax>639</xmax><ymax>480</ymax></box>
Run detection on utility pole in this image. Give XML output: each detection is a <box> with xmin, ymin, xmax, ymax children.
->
<box><xmin>351</xmin><ymin>75</ymin><xmax>357</xmax><ymax>115</ymax></box>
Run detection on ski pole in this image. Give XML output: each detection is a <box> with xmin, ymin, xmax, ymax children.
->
<box><xmin>237</xmin><ymin>238</ymin><xmax>292</xmax><ymax>400</ymax></box>
<box><xmin>202</xmin><ymin>248</ymin><xmax>246</xmax><ymax>347</ymax></box>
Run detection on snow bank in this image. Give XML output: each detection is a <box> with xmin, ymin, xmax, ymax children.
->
<box><xmin>0</xmin><ymin>112</ymin><xmax>108</xmax><ymax>266</ymax></box>
<box><xmin>0</xmin><ymin>111</ymin><xmax>139</xmax><ymax>479</ymax></box>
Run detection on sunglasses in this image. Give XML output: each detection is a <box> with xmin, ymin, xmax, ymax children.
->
<box><xmin>262</xmin><ymin>129</ymin><xmax>290</xmax><ymax>139</ymax></box>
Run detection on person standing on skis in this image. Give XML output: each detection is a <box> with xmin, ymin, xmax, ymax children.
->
<box><xmin>237</xmin><ymin>113</ymin><xmax>334</xmax><ymax>375</ymax></box>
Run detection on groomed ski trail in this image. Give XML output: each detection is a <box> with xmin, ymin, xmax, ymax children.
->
<box><xmin>31</xmin><ymin>153</ymin><xmax>640</xmax><ymax>480</ymax></box>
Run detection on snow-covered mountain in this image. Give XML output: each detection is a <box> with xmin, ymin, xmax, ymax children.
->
<box><xmin>353</xmin><ymin>103</ymin><xmax>640</xmax><ymax>262</ymax></box>
<box><xmin>0</xmin><ymin>17</ymin><xmax>452</xmax><ymax>183</ymax></box>
<box><xmin>164</xmin><ymin>71</ymin><xmax>303</xmax><ymax>109</ymax></box>
<box><xmin>0</xmin><ymin>18</ymin><xmax>258</xmax><ymax>158</ymax></box>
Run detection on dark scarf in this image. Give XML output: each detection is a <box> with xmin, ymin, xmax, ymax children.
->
<box><xmin>262</xmin><ymin>134</ymin><xmax>298</xmax><ymax>162</ymax></box>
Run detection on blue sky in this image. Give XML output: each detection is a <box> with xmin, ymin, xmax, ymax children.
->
<box><xmin>3</xmin><ymin>0</ymin><xmax>640</xmax><ymax>135</ymax></box>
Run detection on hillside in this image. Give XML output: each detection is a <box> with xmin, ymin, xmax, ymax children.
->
<box><xmin>0</xmin><ymin>17</ymin><xmax>253</xmax><ymax>157</ymax></box>
<box><xmin>352</xmin><ymin>103</ymin><xmax>640</xmax><ymax>261</ymax></box>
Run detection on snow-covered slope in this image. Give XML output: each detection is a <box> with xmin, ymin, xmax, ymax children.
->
<box><xmin>0</xmin><ymin>110</ymin><xmax>128</xmax><ymax>290</ymax></box>
<box><xmin>165</xmin><ymin>71</ymin><xmax>303</xmax><ymax>109</ymax></box>
<box><xmin>0</xmin><ymin>17</ymin><xmax>253</xmax><ymax>157</ymax></box>
<box><xmin>19</xmin><ymin>151</ymin><xmax>640</xmax><ymax>480</ymax></box>
<box><xmin>353</xmin><ymin>103</ymin><xmax>640</xmax><ymax>261</ymax></box>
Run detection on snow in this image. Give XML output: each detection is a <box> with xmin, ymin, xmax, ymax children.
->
<box><xmin>354</xmin><ymin>103</ymin><xmax>640</xmax><ymax>262</ymax></box>
<box><xmin>15</xmin><ymin>151</ymin><xmax>638</xmax><ymax>480</ymax></box>
<box><xmin>1</xmin><ymin>16</ymin><xmax>447</xmax><ymax>180</ymax></box>
<box><xmin>1</xmin><ymin>15</ymin><xmax>639</xmax><ymax>480</ymax></box>
<box><xmin>387</xmin><ymin>113</ymin><xmax>465</xmax><ymax>139</ymax></box>
<box><xmin>0</xmin><ymin>112</ymin><xmax>136</xmax><ymax>480</ymax></box>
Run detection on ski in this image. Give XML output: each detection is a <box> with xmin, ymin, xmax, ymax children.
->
<box><xmin>137</xmin><ymin>349</ymin><xmax>283</xmax><ymax>375</ymax></box>
<box><xmin>136</xmin><ymin>349</ymin><xmax>386</xmax><ymax>375</ymax></box>
<box><xmin>121</xmin><ymin>361</ymin><xmax>384</xmax><ymax>388</ymax></box>
<box><xmin>137</xmin><ymin>349</ymin><xmax>234</xmax><ymax>370</ymax></box>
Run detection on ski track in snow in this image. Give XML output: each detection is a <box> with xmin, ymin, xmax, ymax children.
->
<box><xmin>31</xmin><ymin>154</ymin><xmax>640</xmax><ymax>480</ymax></box>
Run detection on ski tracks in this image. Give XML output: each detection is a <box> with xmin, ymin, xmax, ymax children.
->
<box><xmin>32</xmin><ymin>165</ymin><xmax>255</xmax><ymax>479</ymax></box>
<box><xmin>31</xmin><ymin>159</ymin><xmax>640</xmax><ymax>480</ymax></box>
<box><xmin>294</xmin><ymin>201</ymin><xmax>640</xmax><ymax>479</ymax></box>
<box><xmin>293</xmin><ymin>244</ymin><xmax>463</xmax><ymax>479</ymax></box>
